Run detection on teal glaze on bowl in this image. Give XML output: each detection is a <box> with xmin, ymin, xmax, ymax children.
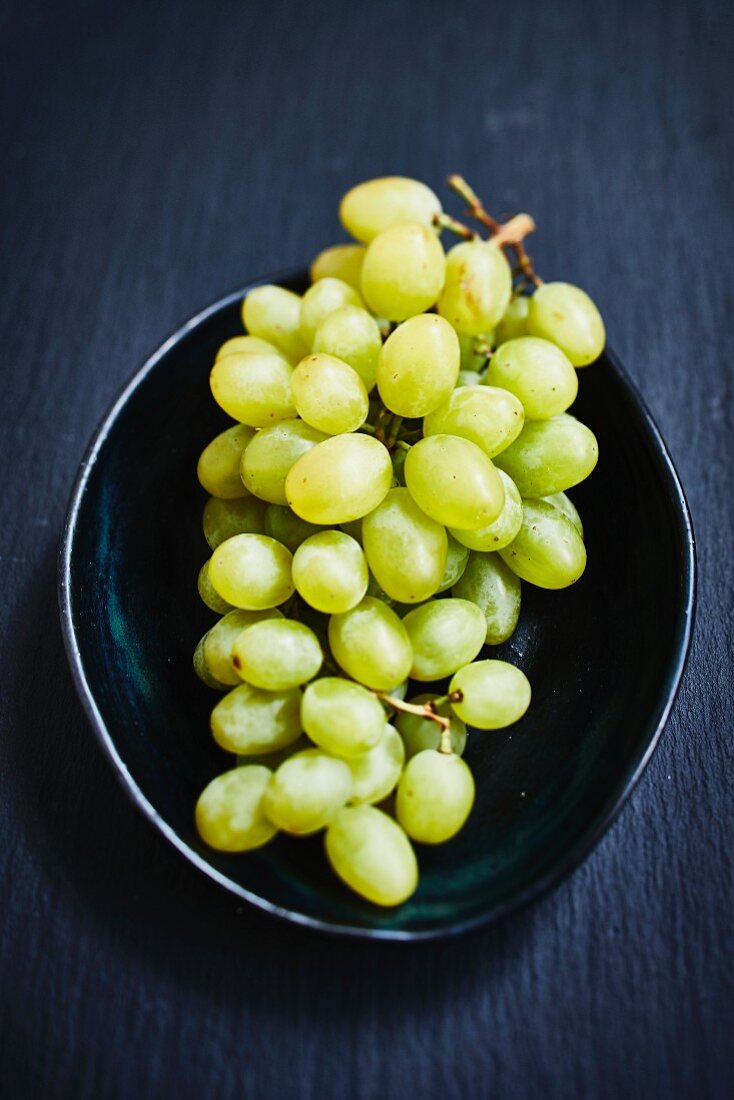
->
<box><xmin>59</xmin><ymin>273</ymin><xmax>696</xmax><ymax>940</ymax></box>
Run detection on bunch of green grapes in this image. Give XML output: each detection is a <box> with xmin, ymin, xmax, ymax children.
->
<box><xmin>193</xmin><ymin>174</ymin><xmax>605</xmax><ymax>907</ymax></box>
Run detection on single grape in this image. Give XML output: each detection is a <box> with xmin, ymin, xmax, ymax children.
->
<box><xmin>328</xmin><ymin>596</ymin><xmax>413</xmax><ymax>690</ymax></box>
<box><xmin>216</xmin><ymin>335</ymin><xmax>281</xmax><ymax>361</ymax></box>
<box><xmin>292</xmin><ymin>530</ymin><xmax>368</xmax><ymax>613</ymax></box>
<box><xmin>362</xmin><ymin>487</ymin><xmax>447</xmax><ymax>604</ymax></box>
<box><xmin>394</xmin><ymin>695</ymin><xmax>467</xmax><ymax>758</ymax></box>
<box><xmin>494</xmin><ymin>295</ymin><xmax>530</xmax><ymax>345</ymax></box>
<box><xmin>241</xmin><ymin>284</ymin><xmax>309</xmax><ymax>362</ymax></box>
<box><xmin>263</xmin><ymin>749</ymin><xmax>352</xmax><ymax>835</ymax></box>
<box><xmin>452</xmin><ymin>552</ymin><xmax>521</xmax><ymax>644</ymax></box>
<box><xmin>210</xmin><ymin>682</ymin><xmax>303</xmax><ymax>755</ymax></box>
<box><xmin>291</xmin><ymin>353</ymin><xmax>369</xmax><ymax>434</ymax></box>
<box><xmin>301</xmin><ymin>677</ymin><xmax>386</xmax><ymax>756</ymax></box>
<box><xmin>344</xmin><ymin>724</ymin><xmax>405</xmax><ymax>804</ymax></box>
<box><xmin>197</xmin><ymin>423</ymin><xmax>254</xmax><ymax>498</ymax></box>
<box><xmin>493</xmin><ymin>414</ymin><xmax>599</xmax><ymax>497</ymax></box>
<box><xmin>396</xmin><ymin>751</ymin><xmax>475</xmax><ymax>844</ymax></box>
<box><xmin>325</xmin><ymin>805</ymin><xmax>418</xmax><ymax>906</ymax></box>
<box><xmin>402</xmin><ymin>598</ymin><xmax>486</xmax><ymax>681</ymax></box>
<box><xmin>543</xmin><ymin>491</ymin><xmax>584</xmax><ymax>537</ymax></box>
<box><xmin>202</xmin><ymin>495</ymin><xmax>267</xmax><ymax>550</ymax></box>
<box><xmin>197</xmin><ymin>560</ymin><xmax>234</xmax><ymax>614</ymax></box>
<box><xmin>436</xmin><ymin>535</ymin><xmax>470</xmax><ymax>592</ymax></box>
<box><xmin>449</xmin><ymin>469</ymin><xmax>523</xmax><ymax>551</ymax></box>
<box><xmin>202</xmin><ymin>608</ymin><xmax>283</xmax><ymax>685</ymax></box>
<box><xmin>232</xmin><ymin>618</ymin><xmax>322</xmax><ymax>691</ymax></box>
<box><xmin>264</xmin><ymin>504</ymin><xmax>321</xmax><ymax>552</ymax></box>
<box><xmin>527</xmin><ymin>282</ymin><xmax>605</xmax><ymax>366</ymax></box>
<box><xmin>361</xmin><ymin>223</ymin><xmax>445</xmax><ymax>320</ymax></box>
<box><xmin>437</xmin><ymin>239</ymin><xmax>512</xmax><ymax>335</ymax></box>
<box><xmin>299</xmin><ymin>278</ymin><xmax>364</xmax><ymax>347</ymax></box>
<box><xmin>240</xmin><ymin>419</ymin><xmax>327</xmax><ymax>504</ymax></box>
<box><xmin>499</xmin><ymin>498</ymin><xmax>586</xmax><ymax>589</ymax></box>
<box><xmin>193</xmin><ymin>634</ymin><xmax>228</xmax><ymax>690</ymax></box>
<box><xmin>423</xmin><ymin>385</ymin><xmax>524</xmax><ymax>458</ymax></box>
<box><xmin>404</xmin><ymin>434</ymin><xmax>505</xmax><ymax>530</ymax></box>
<box><xmin>285</xmin><ymin>433</ymin><xmax>392</xmax><ymax>524</ymax></box>
<box><xmin>208</xmin><ymin>534</ymin><xmax>294</xmax><ymax>609</ymax></box>
<box><xmin>210</xmin><ymin>351</ymin><xmax>296</xmax><ymax>427</ymax></box>
<box><xmin>309</xmin><ymin>243</ymin><xmax>366</xmax><ymax>290</ymax></box>
<box><xmin>339</xmin><ymin>176</ymin><xmax>441</xmax><ymax>242</ymax></box>
<box><xmin>377</xmin><ymin>313</ymin><xmax>459</xmax><ymax>417</ymax></box>
<box><xmin>195</xmin><ymin>766</ymin><xmax>277</xmax><ymax>852</ymax></box>
<box><xmin>485</xmin><ymin>336</ymin><xmax>578</xmax><ymax>420</ymax></box>
<box><xmin>312</xmin><ymin>305</ymin><xmax>382</xmax><ymax>391</ymax></box>
<box><xmin>450</xmin><ymin>659</ymin><xmax>531</xmax><ymax>729</ymax></box>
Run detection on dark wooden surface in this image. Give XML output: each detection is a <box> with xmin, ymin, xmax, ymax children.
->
<box><xmin>1</xmin><ymin>1</ymin><xmax>732</xmax><ymax>1096</ymax></box>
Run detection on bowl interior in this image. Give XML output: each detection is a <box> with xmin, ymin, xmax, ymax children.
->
<box><xmin>62</xmin><ymin>274</ymin><xmax>694</xmax><ymax>938</ymax></box>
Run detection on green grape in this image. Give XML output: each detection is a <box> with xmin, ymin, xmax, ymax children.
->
<box><xmin>449</xmin><ymin>470</ymin><xmax>523</xmax><ymax>551</ymax></box>
<box><xmin>210</xmin><ymin>351</ymin><xmax>296</xmax><ymax>427</ymax></box>
<box><xmin>527</xmin><ymin>282</ymin><xmax>605</xmax><ymax>366</ymax></box>
<box><xmin>202</xmin><ymin>495</ymin><xmax>267</xmax><ymax>550</ymax></box>
<box><xmin>309</xmin><ymin>243</ymin><xmax>366</xmax><ymax>290</ymax></box>
<box><xmin>499</xmin><ymin>498</ymin><xmax>586</xmax><ymax>589</ymax></box>
<box><xmin>345</xmin><ymin>724</ymin><xmax>404</xmax><ymax>804</ymax></box>
<box><xmin>291</xmin><ymin>353</ymin><xmax>369</xmax><ymax>434</ymax></box>
<box><xmin>301</xmin><ymin>677</ymin><xmax>386</xmax><ymax>756</ymax></box>
<box><xmin>543</xmin><ymin>491</ymin><xmax>584</xmax><ymax>537</ymax></box>
<box><xmin>292</xmin><ymin>530</ymin><xmax>368</xmax><ymax>613</ymax></box>
<box><xmin>361</xmin><ymin>224</ymin><xmax>445</xmax><ymax>321</ymax></box>
<box><xmin>241</xmin><ymin>419</ymin><xmax>327</xmax><ymax>504</ymax></box>
<box><xmin>312</xmin><ymin>305</ymin><xmax>382</xmax><ymax>391</ymax></box>
<box><xmin>437</xmin><ymin>239</ymin><xmax>512</xmax><ymax>335</ymax></box>
<box><xmin>394</xmin><ymin>695</ymin><xmax>467</xmax><ymax>759</ymax></box>
<box><xmin>216</xmin><ymin>335</ymin><xmax>281</xmax><ymax>361</ymax></box>
<box><xmin>325</xmin><ymin>805</ymin><xmax>418</xmax><ymax>906</ymax></box>
<box><xmin>493</xmin><ymin>414</ymin><xmax>599</xmax><ymax>496</ymax></box>
<box><xmin>232</xmin><ymin>618</ymin><xmax>322</xmax><ymax>691</ymax></box>
<box><xmin>339</xmin><ymin>176</ymin><xmax>441</xmax><ymax>243</ymax></box>
<box><xmin>285</xmin><ymin>433</ymin><xmax>392</xmax><ymax>524</ymax></box>
<box><xmin>450</xmin><ymin>659</ymin><xmax>531</xmax><ymax>729</ymax></box>
<box><xmin>193</xmin><ymin>634</ymin><xmax>228</xmax><ymax>690</ymax></box>
<box><xmin>494</xmin><ymin>295</ymin><xmax>530</xmax><ymax>345</ymax></box>
<box><xmin>486</xmin><ymin>336</ymin><xmax>578</xmax><ymax>420</ymax></box>
<box><xmin>299</xmin><ymin>278</ymin><xmax>365</xmax><ymax>347</ymax></box>
<box><xmin>210</xmin><ymin>682</ymin><xmax>303</xmax><ymax>754</ymax></box>
<box><xmin>328</xmin><ymin>596</ymin><xmax>413</xmax><ymax>690</ymax></box>
<box><xmin>197</xmin><ymin>560</ymin><xmax>234</xmax><ymax>614</ymax></box>
<box><xmin>377</xmin><ymin>313</ymin><xmax>459</xmax><ymax>417</ymax></box>
<box><xmin>423</xmin><ymin>385</ymin><xmax>524</xmax><ymax>458</ymax></box>
<box><xmin>457</xmin><ymin>369</ymin><xmax>482</xmax><ymax>387</ymax></box>
<box><xmin>263</xmin><ymin>749</ymin><xmax>352</xmax><ymax>835</ymax></box>
<box><xmin>402</xmin><ymin>598</ymin><xmax>486</xmax><ymax>681</ymax></box>
<box><xmin>236</xmin><ymin>735</ymin><xmax>311</xmax><ymax>770</ymax></box>
<box><xmin>202</xmin><ymin>608</ymin><xmax>283</xmax><ymax>685</ymax></box>
<box><xmin>362</xmin><ymin>487</ymin><xmax>447</xmax><ymax>604</ymax></box>
<box><xmin>209</xmin><ymin>534</ymin><xmax>294</xmax><ymax>609</ymax></box>
<box><xmin>396</xmin><ymin>751</ymin><xmax>475</xmax><ymax>844</ymax></box>
<box><xmin>452</xmin><ymin>552</ymin><xmax>521</xmax><ymax>644</ymax></box>
<box><xmin>404</xmin><ymin>434</ymin><xmax>505</xmax><ymax>530</ymax></box>
<box><xmin>264</xmin><ymin>504</ymin><xmax>321</xmax><ymax>553</ymax></box>
<box><xmin>195</xmin><ymin>766</ymin><xmax>277</xmax><ymax>852</ymax></box>
<box><xmin>241</xmin><ymin>284</ymin><xmax>309</xmax><ymax>362</ymax></box>
<box><xmin>196</xmin><ymin>423</ymin><xmax>254</xmax><ymax>498</ymax></box>
<box><xmin>436</xmin><ymin>535</ymin><xmax>470</xmax><ymax>592</ymax></box>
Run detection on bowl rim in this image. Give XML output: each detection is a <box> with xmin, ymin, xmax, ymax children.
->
<box><xmin>58</xmin><ymin>273</ymin><xmax>697</xmax><ymax>941</ymax></box>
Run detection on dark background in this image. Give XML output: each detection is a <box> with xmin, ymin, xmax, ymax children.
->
<box><xmin>1</xmin><ymin>0</ymin><xmax>732</xmax><ymax>1096</ymax></box>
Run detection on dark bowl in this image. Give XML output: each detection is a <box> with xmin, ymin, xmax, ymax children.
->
<box><xmin>59</xmin><ymin>272</ymin><xmax>696</xmax><ymax>940</ymax></box>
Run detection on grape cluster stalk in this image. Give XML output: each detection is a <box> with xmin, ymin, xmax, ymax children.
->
<box><xmin>193</xmin><ymin>175</ymin><xmax>606</xmax><ymax>907</ymax></box>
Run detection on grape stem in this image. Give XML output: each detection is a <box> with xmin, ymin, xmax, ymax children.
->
<box><xmin>433</xmin><ymin>212</ymin><xmax>477</xmax><ymax>240</ymax></box>
<box><xmin>446</xmin><ymin>174</ymin><xmax>543</xmax><ymax>287</ymax></box>
<box><xmin>360</xmin><ymin>421</ymin><xmax>411</xmax><ymax>452</ymax></box>
<box><xmin>376</xmin><ymin>692</ymin><xmax>463</xmax><ymax>756</ymax></box>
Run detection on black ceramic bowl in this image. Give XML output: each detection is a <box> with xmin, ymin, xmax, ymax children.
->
<box><xmin>59</xmin><ymin>273</ymin><xmax>695</xmax><ymax>940</ymax></box>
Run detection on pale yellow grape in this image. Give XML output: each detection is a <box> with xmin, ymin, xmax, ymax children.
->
<box><xmin>263</xmin><ymin>749</ymin><xmax>352</xmax><ymax>835</ymax></box>
<box><xmin>328</xmin><ymin>596</ymin><xmax>413</xmax><ymax>690</ymax></box>
<box><xmin>210</xmin><ymin>682</ymin><xmax>303</xmax><ymax>754</ymax></box>
<box><xmin>197</xmin><ymin>560</ymin><xmax>234</xmax><ymax>614</ymax></box>
<box><xmin>499</xmin><ymin>499</ymin><xmax>586</xmax><ymax>589</ymax></box>
<box><xmin>402</xmin><ymin>598</ymin><xmax>486</xmax><ymax>681</ymax></box>
<box><xmin>486</xmin><ymin>336</ymin><xmax>578</xmax><ymax>420</ymax></box>
<box><xmin>495</xmin><ymin>295</ymin><xmax>530</xmax><ymax>345</ymax></box>
<box><xmin>345</xmin><ymin>724</ymin><xmax>404</xmax><ymax>804</ymax></box>
<box><xmin>241</xmin><ymin>284</ymin><xmax>309</xmax><ymax>362</ymax></box>
<box><xmin>436</xmin><ymin>535</ymin><xmax>470</xmax><ymax>592</ymax></box>
<box><xmin>310</xmin><ymin>243</ymin><xmax>366</xmax><ymax>290</ymax></box>
<box><xmin>450</xmin><ymin>659</ymin><xmax>531</xmax><ymax>729</ymax></box>
<box><xmin>299</xmin><ymin>278</ymin><xmax>365</xmax><ymax>347</ymax></box>
<box><xmin>493</xmin><ymin>415</ymin><xmax>599</xmax><ymax>497</ymax></box>
<box><xmin>193</xmin><ymin>635</ymin><xmax>228</xmax><ymax>690</ymax></box>
<box><xmin>396</xmin><ymin>751</ymin><xmax>475</xmax><ymax>844</ymax></box>
<box><xmin>325</xmin><ymin>805</ymin><xmax>418</xmax><ymax>906</ymax></box>
<box><xmin>264</xmin><ymin>504</ymin><xmax>322</xmax><ymax>553</ymax></box>
<box><xmin>202</xmin><ymin>495</ymin><xmax>267</xmax><ymax>550</ymax></box>
<box><xmin>195</xmin><ymin>766</ymin><xmax>277</xmax><ymax>852</ymax></box>
<box><xmin>312</xmin><ymin>305</ymin><xmax>382</xmax><ymax>391</ymax></box>
<box><xmin>209</xmin><ymin>534</ymin><xmax>294</xmax><ymax>609</ymax></box>
<box><xmin>527</xmin><ymin>282</ymin><xmax>605</xmax><ymax>366</ymax></box>
<box><xmin>216</xmin><ymin>335</ymin><xmax>281</xmax><ymax>360</ymax></box>
<box><xmin>285</xmin><ymin>433</ymin><xmax>392</xmax><ymax>524</ymax></box>
<box><xmin>404</xmin><ymin>434</ymin><xmax>505</xmax><ymax>530</ymax></box>
<box><xmin>339</xmin><ymin>176</ymin><xmax>441</xmax><ymax>242</ymax></box>
<box><xmin>292</xmin><ymin>530</ymin><xmax>368</xmax><ymax>613</ymax></box>
<box><xmin>543</xmin><ymin>491</ymin><xmax>584</xmax><ymax>537</ymax></box>
<box><xmin>210</xmin><ymin>351</ymin><xmax>296</xmax><ymax>427</ymax></box>
<box><xmin>394</xmin><ymin>696</ymin><xmax>467</xmax><ymax>759</ymax></box>
<box><xmin>377</xmin><ymin>313</ymin><xmax>459</xmax><ymax>417</ymax></box>
<box><xmin>361</xmin><ymin>223</ymin><xmax>445</xmax><ymax>321</ymax></box>
<box><xmin>423</xmin><ymin>385</ymin><xmax>524</xmax><ymax>458</ymax></box>
<box><xmin>202</xmin><ymin>608</ymin><xmax>283</xmax><ymax>685</ymax></box>
<box><xmin>196</xmin><ymin>423</ymin><xmax>254</xmax><ymax>499</ymax></box>
<box><xmin>437</xmin><ymin>239</ymin><xmax>512</xmax><ymax>335</ymax></box>
<box><xmin>449</xmin><ymin>470</ymin><xmax>523</xmax><ymax>551</ymax></box>
<box><xmin>452</xmin><ymin>552</ymin><xmax>521</xmax><ymax>644</ymax></box>
<box><xmin>291</xmin><ymin>354</ymin><xmax>369</xmax><ymax>434</ymax></box>
<box><xmin>232</xmin><ymin>618</ymin><xmax>322</xmax><ymax>691</ymax></box>
<box><xmin>362</xmin><ymin>487</ymin><xmax>447</xmax><ymax>604</ymax></box>
<box><xmin>241</xmin><ymin>419</ymin><xmax>327</xmax><ymax>504</ymax></box>
<box><xmin>301</xmin><ymin>677</ymin><xmax>386</xmax><ymax>756</ymax></box>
